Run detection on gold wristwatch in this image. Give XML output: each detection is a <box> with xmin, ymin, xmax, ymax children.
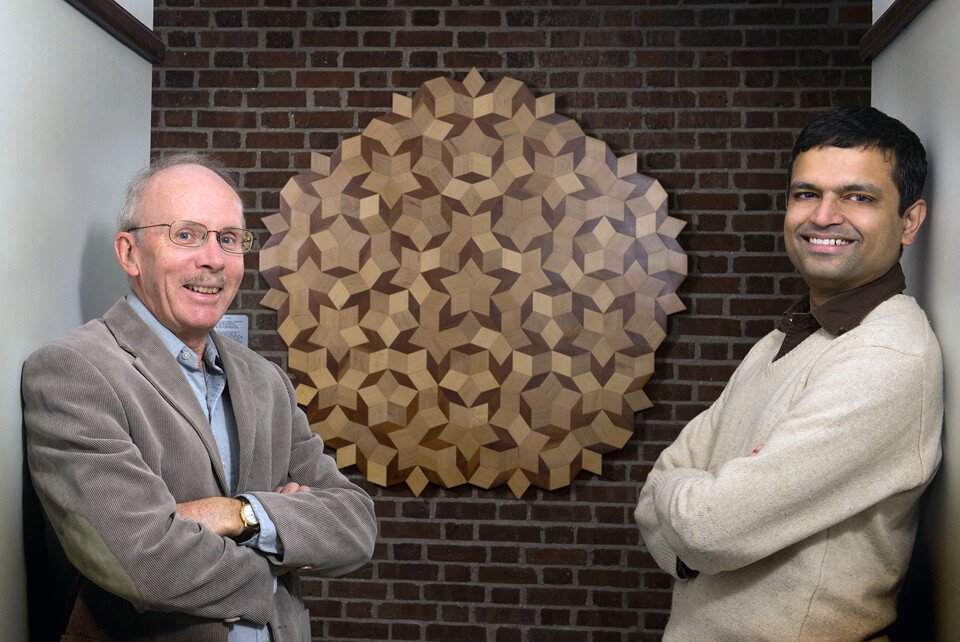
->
<box><xmin>235</xmin><ymin>498</ymin><xmax>260</xmax><ymax>542</ymax></box>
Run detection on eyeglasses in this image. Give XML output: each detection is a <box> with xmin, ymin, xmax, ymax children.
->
<box><xmin>127</xmin><ymin>220</ymin><xmax>254</xmax><ymax>255</ymax></box>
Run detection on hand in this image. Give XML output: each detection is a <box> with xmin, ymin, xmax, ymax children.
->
<box><xmin>176</xmin><ymin>497</ymin><xmax>244</xmax><ymax>538</ymax></box>
<box><xmin>177</xmin><ymin>484</ymin><xmax>311</xmax><ymax>538</ymax></box>
<box><xmin>274</xmin><ymin>482</ymin><xmax>311</xmax><ymax>493</ymax></box>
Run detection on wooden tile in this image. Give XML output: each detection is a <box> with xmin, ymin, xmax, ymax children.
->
<box><xmin>260</xmin><ymin>69</ymin><xmax>687</xmax><ymax>497</ymax></box>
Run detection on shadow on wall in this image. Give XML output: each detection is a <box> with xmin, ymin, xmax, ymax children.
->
<box><xmin>23</xmin><ymin>224</ymin><xmax>125</xmax><ymax>641</ymax></box>
<box><xmin>22</xmin><ymin>448</ymin><xmax>79</xmax><ymax>642</ymax></box>
<box><xmin>885</xmin><ymin>157</ymin><xmax>941</xmax><ymax>641</ymax></box>
<box><xmin>905</xmin><ymin>174</ymin><xmax>935</xmax><ymax>302</ymax></box>
<box><xmin>888</xmin><ymin>173</ymin><xmax>938</xmax><ymax>642</ymax></box>
<box><xmin>80</xmin><ymin>223</ymin><xmax>128</xmax><ymax>322</ymax></box>
<box><xmin>889</xmin><ymin>471</ymin><xmax>940</xmax><ymax>642</ymax></box>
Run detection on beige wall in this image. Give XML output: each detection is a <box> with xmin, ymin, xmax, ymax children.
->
<box><xmin>0</xmin><ymin>0</ymin><xmax>152</xmax><ymax>636</ymax></box>
<box><xmin>872</xmin><ymin>0</ymin><xmax>960</xmax><ymax>637</ymax></box>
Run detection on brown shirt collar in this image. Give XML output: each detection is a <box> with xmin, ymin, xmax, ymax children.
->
<box><xmin>773</xmin><ymin>263</ymin><xmax>906</xmax><ymax>361</ymax></box>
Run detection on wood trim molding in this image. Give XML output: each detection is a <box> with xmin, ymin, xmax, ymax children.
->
<box><xmin>859</xmin><ymin>0</ymin><xmax>934</xmax><ymax>62</ymax></box>
<box><xmin>63</xmin><ymin>0</ymin><xmax>165</xmax><ymax>63</ymax></box>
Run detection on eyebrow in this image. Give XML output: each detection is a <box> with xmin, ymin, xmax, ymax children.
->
<box><xmin>788</xmin><ymin>181</ymin><xmax>884</xmax><ymax>195</ymax></box>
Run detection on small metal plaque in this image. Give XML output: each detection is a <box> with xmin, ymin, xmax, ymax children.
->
<box><xmin>215</xmin><ymin>314</ymin><xmax>249</xmax><ymax>347</ymax></box>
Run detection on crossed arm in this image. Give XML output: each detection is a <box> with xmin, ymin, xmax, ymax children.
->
<box><xmin>636</xmin><ymin>343</ymin><xmax>936</xmax><ymax>578</ymax></box>
<box><xmin>176</xmin><ymin>482</ymin><xmax>311</xmax><ymax>539</ymax></box>
<box><xmin>23</xmin><ymin>339</ymin><xmax>376</xmax><ymax>624</ymax></box>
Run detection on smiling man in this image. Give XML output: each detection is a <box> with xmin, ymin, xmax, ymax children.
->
<box><xmin>635</xmin><ymin>106</ymin><xmax>943</xmax><ymax>640</ymax></box>
<box><xmin>22</xmin><ymin>154</ymin><xmax>377</xmax><ymax>641</ymax></box>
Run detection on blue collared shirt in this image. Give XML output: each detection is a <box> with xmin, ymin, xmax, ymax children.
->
<box><xmin>127</xmin><ymin>293</ymin><xmax>278</xmax><ymax>642</ymax></box>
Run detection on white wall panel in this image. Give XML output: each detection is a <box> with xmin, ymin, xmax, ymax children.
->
<box><xmin>0</xmin><ymin>0</ymin><xmax>152</xmax><ymax>636</ymax></box>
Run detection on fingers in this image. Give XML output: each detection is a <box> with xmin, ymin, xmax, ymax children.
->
<box><xmin>273</xmin><ymin>482</ymin><xmax>312</xmax><ymax>493</ymax></box>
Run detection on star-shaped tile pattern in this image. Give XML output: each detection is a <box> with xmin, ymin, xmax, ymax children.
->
<box><xmin>260</xmin><ymin>69</ymin><xmax>687</xmax><ymax>497</ymax></box>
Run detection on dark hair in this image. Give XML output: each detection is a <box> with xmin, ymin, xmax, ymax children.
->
<box><xmin>787</xmin><ymin>105</ymin><xmax>927</xmax><ymax>217</ymax></box>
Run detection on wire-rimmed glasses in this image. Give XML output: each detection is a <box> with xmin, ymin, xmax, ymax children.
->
<box><xmin>127</xmin><ymin>220</ymin><xmax>254</xmax><ymax>254</ymax></box>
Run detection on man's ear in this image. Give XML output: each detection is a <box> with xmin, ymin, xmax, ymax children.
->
<box><xmin>901</xmin><ymin>199</ymin><xmax>927</xmax><ymax>246</ymax></box>
<box><xmin>114</xmin><ymin>233</ymin><xmax>141</xmax><ymax>278</ymax></box>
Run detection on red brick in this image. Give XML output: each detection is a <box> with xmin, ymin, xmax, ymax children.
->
<box><xmin>527</xmin><ymin>587</ymin><xmax>587</xmax><ymax>606</ymax></box>
<box><xmin>474</xmin><ymin>606</ymin><xmax>536</xmax><ymax>624</ymax></box>
<box><xmin>245</xmin><ymin>91</ymin><xmax>307</xmax><ymax>109</ymax></box>
<box><xmin>153</xmin><ymin>90</ymin><xmax>211</xmax><ymax>108</ymax></box>
<box><xmin>345</xmin><ymin>9</ymin><xmax>407</xmax><ymax>27</ymax></box>
<box><xmin>425</xmin><ymin>624</ymin><xmax>486</xmax><ymax>640</ymax></box>
<box><xmin>155</xmin><ymin>9</ymin><xmax>208</xmax><ymax>28</ymax></box>
<box><xmin>299</xmin><ymin>31</ymin><xmax>358</xmax><ymax>48</ymax></box>
<box><xmin>445</xmin><ymin>10</ymin><xmax>501</xmax><ymax>27</ymax></box>
<box><xmin>424</xmin><ymin>582</ymin><xmax>485</xmax><ymax>602</ymax></box>
<box><xmin>489</xmin><ymin>31</ymin><xmax>544</xmax><ymax>48</ymax></box>
<box><xmin>197</xmin><ymin>70</ymin><xmax>259</xmax><ymax>88</ymax></box>
<box><xmin>477</xmin><ymin>565</ymin><xmax>538</xmax><ymax>584</ymax></box>
<box><xmin>343</xmin><ymin>51</ymin><xmax>403</xmax><ymax>68</ymax></box>
<box><xmin>163</xmin><ymin>111</ymin><xmax>193</xmax><ymax>127</ymax></box>
<box><xmin>529</xmin><ymin>504</ymin><xmax>591</xmax><ymax>523</ymax></box>
<box><xmin>327</xmin><ymin>621</ymin><xmax>389</xmax><ymax>640</ymax></box>
<box><xmin>196</xmin><ymin>110</ymin><xmax>256</xmax><ymax>128</ymax></box>
<box><xmin>151</xmin><ymin>131</ymin><xmax>208</xmax><ymax>148</ymax></box>
<box><xmin>378</xmin><ymin>602</ymin><xmax>437</xmax><ymax>621</ymax></box>
<box><xmin>248</xmin><ymin>9</ymin><xmax>307</xmax><ymax>28</ymax></box>
<box><xmin>246</xmin><ymin>132</ymin><xmax>305</xmax><ymax>149</ymax></box>
<box><xmin>442</xmin><ymin>51</ymin><xmax>503</xmax><ymax>69</ymax></box>
<box><xmin>199</xmin><ymin>31</ymin><xmax>258</xmax><ymax>48</ymax></box>
<box><xmin>346</xmin><ymin>90</ymin><xmax>393</xmax><ymax>108</ymax></box>
<box><xmin>243</xmin><ymin>52</ymin><xmax>302</xmax><ymax>70</ymax></box>
<box><xmin>577</xmin><ymin>609</ymin><xmax>639</xmax><ymax>628</ymax></box>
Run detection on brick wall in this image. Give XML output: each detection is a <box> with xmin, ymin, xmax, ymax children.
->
<box><xmin>151</xmin><ymin>1</ymin><xmax>872</xmax><ymax>639</ymax></box>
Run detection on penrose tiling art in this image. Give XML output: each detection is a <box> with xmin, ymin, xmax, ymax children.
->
<box><xmin>259</xmin><ymin>69</ymin><xmax>687</xmax><ymax>498</ymax></box>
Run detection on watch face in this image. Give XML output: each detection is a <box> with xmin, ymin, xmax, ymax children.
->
<box><xmin>241</xmin><ymin>502</ymin><xmax>258</xmax><ymax>526</ymax></box>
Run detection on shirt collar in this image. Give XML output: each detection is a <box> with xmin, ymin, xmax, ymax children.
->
<box><xmin>808</xmin><ymin>262</ymin><xmax>906</xmax><ymax>334</ymax></box>
<box><xmin>780</xmin><ymin>263</ymin><xmax>907</xmax><ymax>334</ymax></box>
<box><xmin>774</xmin><ymin>263</ymin><xmax>906</xmax><ymax>360</ymax></box>
<box><xmin>126</xmin><ymin>292</ymin><xmax>223</xmax><ymax>372</ymax></box>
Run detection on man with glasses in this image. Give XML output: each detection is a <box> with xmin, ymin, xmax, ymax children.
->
<box><xmin>22</xmin><ymin>154</ymin><xmax>378</xmax><ymax>640</ymax></box>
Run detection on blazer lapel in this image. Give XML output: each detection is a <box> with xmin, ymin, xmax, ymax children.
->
<box><xmin>104</xmin><ymin>299</ymin><xmax>230</xmax><ymax>495</ymax></box>
<box><xmin>213</xmin><ymin>333</ymin><xmax>256</xmax><ymax>493</ymax></box>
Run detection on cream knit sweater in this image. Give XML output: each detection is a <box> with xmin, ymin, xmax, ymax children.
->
<box><xmin>635</xmin><ymin>294</ymin><xmax>943</xmax><ymax>641</ymax></box>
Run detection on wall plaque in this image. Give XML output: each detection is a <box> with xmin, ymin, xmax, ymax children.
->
<box><xmin>260</xmin><ymin>69</ymin><xmax>686</xmax><ymax>497</ymax></box>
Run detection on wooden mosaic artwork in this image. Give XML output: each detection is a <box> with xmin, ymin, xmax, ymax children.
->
<box><xmin>260</xmin><ymin>69</ymin><xmax>687</xmax><ymax>497</ymax></box>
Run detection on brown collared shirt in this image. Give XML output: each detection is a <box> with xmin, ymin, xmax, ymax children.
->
<box><xmin>773</xmin><ymin>263</ymin><xmax>907</xmax><ymax>361</ymax></box>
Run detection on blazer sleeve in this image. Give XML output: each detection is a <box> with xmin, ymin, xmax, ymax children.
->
<box><xmin>243</xmin><ymin>361</ymin><xmax>377</xmax><ymax>576</ymax></box>
<box><xmin>22</xmin><ymin>341</ymin><xmax>277</xmax><ymax>626</ymax></box>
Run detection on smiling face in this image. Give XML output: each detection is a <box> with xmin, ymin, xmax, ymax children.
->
<box><xmin>114</xmin><ymin>164</ymin><xmax>245</xmax><ymax>355</ymax></box>
<box><xmin>784</xmin><ymin>146</ymin><xmax>926</xmax><ymax>309</ymax></box>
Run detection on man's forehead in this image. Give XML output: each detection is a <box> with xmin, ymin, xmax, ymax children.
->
<box><xmin>142</xmin><ymin>164</ymin><xmax>243</xmax><ymax>221</ymax></box>
<box><xmin>804</xmin><ymin>144</ymin><xmax>895</xmax><ymax>166</ymax></box>
<box><xmin>796</xmin><ymin>145</ymin><xmax>897</xmax><ymax>179</ymax></box>
<box><xmin>148</xmin><ymin>164</ymin><xmax>230</xmax><ymax>194</ymax></box>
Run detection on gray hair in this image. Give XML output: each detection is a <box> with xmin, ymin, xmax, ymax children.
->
<box><xmin>116</xmin><ymin>152</ymin><xmax>243</xmax><ymax>236</ymax></box>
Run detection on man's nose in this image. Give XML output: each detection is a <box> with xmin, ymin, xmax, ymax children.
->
<box><xmin>810</xmin><ymin>194</ymin><xmax>844</xmax><ymax>226</ymax></box>
<box><xmin>195</xmin><ymin>232</ymin><xmax>228</xmax><ymax>267</ymax></box>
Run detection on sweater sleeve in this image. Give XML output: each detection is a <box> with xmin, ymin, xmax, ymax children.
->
<box><xmin>647</xmin><ymin>343</ymin><xmax>940</xmax><ymax>576</ymax></box>
<box><xmin>635</xmin><ymin>396</ymin><xmax>727</xmax><ymax>578</ymax></box>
